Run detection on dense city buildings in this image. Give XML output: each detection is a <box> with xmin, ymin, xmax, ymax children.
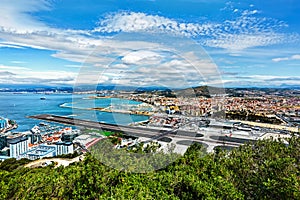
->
<box><xmin>0</xmin><ymin>124</ymin><xmax>79</xmax><ymax>161</ymax></box>
<box><xmin>128</xmin><ymin>92</ymin><xmax>300</xmax><ymax>126</ymax></box>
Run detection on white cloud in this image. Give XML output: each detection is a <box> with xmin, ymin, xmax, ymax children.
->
<box><xmin>242</xmin><ymin>10</ymin><xmax>259</xmax><ymax>15</ymax></box>
<box><xmin>92</xmin><ymin>49</ymin><xmax>223</xmax><ymax>88</ymax></box>
<box><xmin>0</xmin><ymin>71</ymin><xmax>16</xmax><ymax>77</ymax></box>
<box><xmin>203</xmin><ymin>11</ymin><xmax>290</xmax><ymax>51</ymax></box>
<box><xmin>94</xmin><ymin>12</ymin><xmax>216</xmax><ymax>37</ymax></box>
<box><xmin>0</xmin><ymin>66</ymin><xmax>77</xmax><ymax>85</ymax></box>
<box><xmin>0</xmin><ymin>42</ymin><xmax>24</xmax><ymax>49</ymax></box>
<box><xmin>222</xmin><ymin>74</ymin><xmax>300</xmax><ymax>87</ymax></box>
<box><xmin>205</xmin><ymin>33</ymin><xmax>285</xmax><ymax>51</ymax></box>
<box><xmin>0</xmin><ymin>0</ymin><xmax>51</xmax><ymax>33</ymax></box>
<box><xmin>10</xmin><ymin>60</ymin><xmax>27</xmax><ymax>64</ymax></box>
<box><xmin>121</xmin><ymin>50</ymin><xmax>163</xmax><ymax>65</ymax></box>
<box><xmin>272</xmin><ymin>57</ymin><xmax>289</xmax><ymax>62</ymax></box>
<box><xmin>0</xmin><ymin>65</ymin><xmax>31</xmax><ymax>71</ymax></box>
<box><xmin>291</xmin><ymin>55</ymin><xmax>300</xmax><ymax>60</ymax></box>
<box><xmin>94</xmin><ymin>11</ymin><xmax>295</xmax><ymax>51</ymax></box>
<box><xmin>0</xmin><ymin>1</ymin><xmax>296</xmax><ymax>64</ymax></box>
<box><xmin>108</xmin><ymin>64</ymin><xmax>129</xmax><ymax>69</ymax></box>
<box><xmin>75</xmin><ymin>69</ymin><xmax>109</xmax><ymax>85</ymax></box>
<box><xmin>64</xmin><ymin>64</ymin><xmax>82</xmax><ymax>68</ymax></box>
<box><xmin>272</xmin><ymin>54</ymin><xmax>300</xmax><ymax>62</ymax></box>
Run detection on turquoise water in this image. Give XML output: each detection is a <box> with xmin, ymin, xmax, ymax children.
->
<box><xmin>62</xmin><ymin>97</ymin><xmax>141</xmax><ymax>109</ymax></box>
<box><xmin>0</xmin><ymin>93</ymin><xmax>149</xmax><ymax>132</ymax></box>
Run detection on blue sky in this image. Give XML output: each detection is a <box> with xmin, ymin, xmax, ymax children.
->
<box><xmin>0</xmin><ymin>0</ymin><xmax>299</xmax><ymax>88</ymax></box>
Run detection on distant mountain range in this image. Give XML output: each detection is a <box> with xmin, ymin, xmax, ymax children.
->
<box><xmin>175</xmin><ymin>85</ymin><xmax>300</xmax><ymax>97</ymax></box>
<box><xmin>0</xmin><ymin>84</ymin><xmax>74</xmax><ymax>92</ymax></box>
<box><xmin>0</xmin><ymin>84</ymin><xmax>299</xmax><ymax>94</ymax></box>
<box><xmin>0</xmin><ymin>84</ymin><xmax>173</xmax><ymax>93</ymax></box>
<box><xmin>174</xmin><ymin>85</ymin><xmax>226</xmax><ymax>97</ymax></box>
<box><xmin>277</xmin><ymin>84</ymin><xmax>300</xmax><ymax>89</ymax></box>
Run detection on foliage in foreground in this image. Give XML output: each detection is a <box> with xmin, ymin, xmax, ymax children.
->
<box><xmin>0</xmin><ymin>137</ymin><xmax>299</xmax><ymax>199</ymax></box>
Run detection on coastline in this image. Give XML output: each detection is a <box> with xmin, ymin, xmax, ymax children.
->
<box><xmin>60</xmin><ymin>97</ymin><xmax>155</xmax><ymax>117</ymax></box>
<box><xmin>91</xmin><ymin>107</ymin><xmax>154</xmax><ymax>116</ymax></box>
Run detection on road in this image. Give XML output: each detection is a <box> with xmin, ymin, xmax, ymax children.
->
<box><xmin>25</xmin><ymin>155</ymin><xmax>85</xmax><ymax>168</ymax></box>
<box><xmin>236</xmin><ymin>120</ymin><xmax>298</xmax><ymax>132</ymax></box>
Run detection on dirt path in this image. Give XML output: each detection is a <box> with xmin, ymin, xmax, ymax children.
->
<box><xmin>25</xmin><ymin>155</ymin><xmax>85</xmax><ymax>168</ymax></box>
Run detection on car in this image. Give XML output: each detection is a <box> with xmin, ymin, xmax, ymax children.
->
<box><xmin>42</xmin><ymin>161</ymin><xmax>53</xmax><ymax>167</ymax></box>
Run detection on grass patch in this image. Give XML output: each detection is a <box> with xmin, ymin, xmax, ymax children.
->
<box><xmin>83</xmin><ymin>128</ymin><xmax>115</xmax><ymax>136</ymax></box>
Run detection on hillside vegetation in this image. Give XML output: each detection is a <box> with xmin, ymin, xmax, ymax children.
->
<box><xmin>0</xmin><ymin>136</ymin><xmax>299</xmax><ymax>199</ymax></box>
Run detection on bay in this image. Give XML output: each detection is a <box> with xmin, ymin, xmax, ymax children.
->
<box><xmin>0</xmin><ymin>93</ymin><xmax>149</xmax><ymax>132</ymax></box>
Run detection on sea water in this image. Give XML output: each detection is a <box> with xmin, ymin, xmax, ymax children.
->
<box><xmin>0</xmin><ymin>93</ymin><xmax>149</xmax><ymax>132</ymax></box>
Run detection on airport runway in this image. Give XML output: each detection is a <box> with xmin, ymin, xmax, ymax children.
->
<box><xmin>28</xmin><ymin>114</ymin><xmax>249</xmax><ymax>147</ymax></box>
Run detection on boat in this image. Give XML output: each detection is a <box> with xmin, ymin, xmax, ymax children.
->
<box><xmin>40</xmin><ymin>97</ymin><xmax>46</xmax><ymax>100</ymax></box>
<box><xmin>39</xmin><ymin>122</ymin><xmax>48</xmax><ymax>126</ymax></box>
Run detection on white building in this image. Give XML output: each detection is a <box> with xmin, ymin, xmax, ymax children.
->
<box><xmin>20</xmin><ymin>145</ymin><xmax>56</xmax><ymax>160</ymax></box>
<box><xmin>56</xmin><ymin>142</ymin><xmax>74</xmax><ymax>155</ymax></box>
<box><xmin>17</xmin><ymin>142</ymin><xmax>74</xmax><ymax>160</ymax></box>
<box><xmin>7</xmin><ymin>134</ymin><xmax>28</xmax><ymax>158</ymax></box>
